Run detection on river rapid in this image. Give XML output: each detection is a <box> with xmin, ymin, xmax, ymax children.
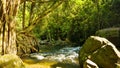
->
<box><xmin>23</xmin><ymin>46</ymin><xmax>81</xmax><ymax>68</ymax></box>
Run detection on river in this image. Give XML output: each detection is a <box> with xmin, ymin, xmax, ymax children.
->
<box><xmin>22</xmin><ymin>46</ymin><xmax>81</xmax><ymax>68</ymax></box>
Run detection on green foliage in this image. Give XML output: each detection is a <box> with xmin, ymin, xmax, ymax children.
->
<box><xmin>16</xmin><ymin>0</ymin><xmax>120</xmax><ymax>46</ymax></box>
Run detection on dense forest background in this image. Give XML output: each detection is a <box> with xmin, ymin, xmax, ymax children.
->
<box><xmin>16</xmin><ymin>0</ymin><xmax>120</xmax><ymax>45</ymax></box>
<box><xmin>0</xmin><ymin>0</ymin><xmax>120</xmax><ymax>55</ymax></box>
<box><xmin>0</xmin><ymin>1</ymin><xmax>120</xmax><ymax>68</ymax></box>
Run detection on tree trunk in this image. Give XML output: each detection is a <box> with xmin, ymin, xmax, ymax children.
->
<box><xmin>22</xmin><ymin>0</ymin><xmax>26</xmax><ymax>29</ymax></box>
<box><xmin>0</xmin><ymin>0</ymin><xmax>20</xmax><ymax>55</ymax></box>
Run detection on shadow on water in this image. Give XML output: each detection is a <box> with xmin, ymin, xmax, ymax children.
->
<box><xmin>51</xmin><ymin>62</ymin><xmax>80</xmax><ymax>68</ymax></box>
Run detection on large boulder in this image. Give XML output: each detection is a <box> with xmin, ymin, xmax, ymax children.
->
<box><xmin>0</xmin><ymin>54</ymin><xmax>25</xmax><ymax>68</ymax></box>
<box><xmin>79</xmin><ymin>36</ymin><xmax>120</xmax><ymax>68</ymax></box>
<box><xmin>95</xmin><ymin>28</ymin><xmax>120</xmax><ymax>48</ymax></box>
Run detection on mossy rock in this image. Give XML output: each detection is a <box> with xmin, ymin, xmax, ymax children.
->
<box><xmin>95</xmin><ymin>28</ymin><xmax>120</xmax><ymax>47</ymax></box>
<box><xmin>0</xmin><ymin>54</ymin><xmax>25</xmax><ymax>68</ymax></box>
<box><xmin>79</xmin><ymin>36</ymin><xmax>120</xmax><ymax>68</ymax></box>
<box><xmin>95</xmin><ymin>28</ymin><xmax>120</xmax><ymax>37</ymax></box>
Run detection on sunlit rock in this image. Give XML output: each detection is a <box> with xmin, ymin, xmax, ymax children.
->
<box><xmin>0</xmin><ymin>54</ymin><xmax>25</xmax><ymax>68</ymax></box>
<box><xmin>79</xmin><ymin>36</ymin><xmax>120</xmax><ymax>68</ymax></box>
<box><xmin>83</xmin><ymin>59</ymin><xmax>99</xmax><ymax>68</ymax></box>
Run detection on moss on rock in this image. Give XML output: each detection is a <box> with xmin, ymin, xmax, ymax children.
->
<box><xmin>0</xmin><ymin>54</ymin><xmax>25</xmax><ymax>68</ymax></box>
<box><xmin>79</xmin><ymin>36</ymin><xmax>120</xmax><ymax>68</ymax></box>
<box><xmin>95</xmin><ymin>28</ymin><xmax>120</xmax><ymax>47</ymax></box>
<box><xmin>95</xmin><ymin>28</ymin><xmax>120</xmax><ymax>37</ymax></box>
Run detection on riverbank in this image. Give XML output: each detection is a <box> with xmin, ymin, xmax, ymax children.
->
<box><xmin>23</xmin><ymin>58</ymin><xmax>79</xmax><ymax>68</ymax></box>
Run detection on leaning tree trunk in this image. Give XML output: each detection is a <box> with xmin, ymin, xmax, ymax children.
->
<box><xmin>0</xmin><ymin>0</ymin><xmax>20</xmax><ymax>55</ymax></box>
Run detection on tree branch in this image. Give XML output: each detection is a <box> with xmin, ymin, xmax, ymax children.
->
<box><xmin>19</xmin><ymin>0</ymin><xmax>64</xmax><ymax>34</ymax></box>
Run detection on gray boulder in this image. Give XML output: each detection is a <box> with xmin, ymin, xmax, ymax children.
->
<box><xmin>79</xmin><ymin>36</ymin><xmax>120</xmax><ymax>68</ymax></box>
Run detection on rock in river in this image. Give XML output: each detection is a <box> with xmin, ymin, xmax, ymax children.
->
<box><xmin>79</xmin><ymin>36</ymin><xmax>120</xmax><ymax>68</ymax></box>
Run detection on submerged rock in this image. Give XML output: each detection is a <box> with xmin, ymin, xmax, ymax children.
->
<box><xmin>0</xmin><ymin>54</ymin><xmax>25</xmax><ymax>68</ymax></box>
<box><xmin>79</xmin><ymin>36</ymin><xmax>120</xmax><ymax>68</ymax></box>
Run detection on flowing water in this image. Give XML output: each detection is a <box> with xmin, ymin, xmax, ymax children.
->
<box><xmin>23</xmin><ymin>46</ymin><xmax>81</xmax><ymax>68</ymax></box>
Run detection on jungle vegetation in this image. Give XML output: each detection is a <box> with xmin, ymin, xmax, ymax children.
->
<box><xmin>0</xmin><ymin>0</ymin><xmax>120</xmax><ymax>55</ymax></box>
